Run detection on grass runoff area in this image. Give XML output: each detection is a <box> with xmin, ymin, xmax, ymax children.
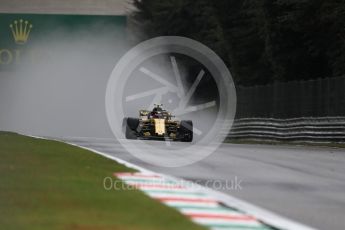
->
<box><xmin>0</xmin><ymin>132</ymin><xmax>206</xmax><ymax>230</ymax></box>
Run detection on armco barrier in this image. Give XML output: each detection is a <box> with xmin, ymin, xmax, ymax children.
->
<box><xmin>228</xmin><ymin>117</ymin><xmax>345</xmax><ymax>143</ymax></box>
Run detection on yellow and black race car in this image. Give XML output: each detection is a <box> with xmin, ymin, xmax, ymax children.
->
<box><xmin>123</xmin><ymin>104</ymin><xmax>193</xmax><ymax>142</ymax></box>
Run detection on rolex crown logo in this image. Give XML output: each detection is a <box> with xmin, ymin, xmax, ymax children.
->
<box><xmin>9</xmin><ymin>19</ymin><xmax>33</xmax><ymax>45</ymax></box>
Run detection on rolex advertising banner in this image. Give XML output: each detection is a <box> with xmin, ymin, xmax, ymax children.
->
<box><xmin>0</xmin><ymin>13</ymin><xmax>128</xmax><ymax>137</ymax></box>
<box><xmin>0</xmin><ymin>13</ymin><xmax>127</xmax><ymax>70</ymax></box>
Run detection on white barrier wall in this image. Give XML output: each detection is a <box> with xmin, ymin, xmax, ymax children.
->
<box><xmin>0</xmin><ymin>0</ymin><xmax>132</xmax><ymax>15</ymax></box>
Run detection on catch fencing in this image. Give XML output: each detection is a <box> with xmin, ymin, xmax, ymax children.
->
<box><xmin>235</xmin><ymin>76</ymin><xmax>345</xmax><ymax>118</ymax></box>
<box><xmin>228</xmin><ymin>117</ymin><xmax>345</xmax><ymax>143</ymax></box>
<box><xmin>229</xmin><ymin>76</ymin><xmax>345</xmax><ymax>142</ymax></box>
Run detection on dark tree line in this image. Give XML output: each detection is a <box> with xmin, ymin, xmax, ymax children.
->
<box><xmin>131</xmin><ymin>0</ymin><xmax>345</xmax><ymax>86</ymax></box>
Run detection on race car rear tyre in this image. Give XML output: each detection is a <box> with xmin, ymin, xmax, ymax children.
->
<box><xmin>180</xmin><ymin>120</ymin><xmax>193</xmax><ymax>142</ymax></box>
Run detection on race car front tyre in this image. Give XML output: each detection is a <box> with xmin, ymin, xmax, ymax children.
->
<box><xmin>127</xmin><ymin>117</ymin><xmax>139</xmax><ymax>130</ymax></box>
<box><xmin>123</xmin><ymin>117</ymin><xmax>139</xmax><ymax>139</ymax></box>
<box><xmin>179</xmin><ymin>120</ymin><xmax>193</xmax><ymax>142</ymax></box>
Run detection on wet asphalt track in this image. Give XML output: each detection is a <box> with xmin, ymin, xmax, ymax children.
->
<box><xmin>57</xmin><ymin>137</ymin><xmax>345</xmax><ymax>230</ymax></box>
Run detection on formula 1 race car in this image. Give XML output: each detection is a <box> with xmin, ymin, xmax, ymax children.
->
<box><xmin>123</xmin><ymin>104</ymin><xmax>193</xmax><ymax>142</ymax></box>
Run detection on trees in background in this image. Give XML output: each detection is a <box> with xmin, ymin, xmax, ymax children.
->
<box><xmin>131</xmin><ymin>0</ymin><xmax>345</xmax><ymax>86</ymax></box>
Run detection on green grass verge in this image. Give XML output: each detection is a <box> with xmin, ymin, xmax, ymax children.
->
<box><xmin>0</xmin><ymin>132</ymin><xmax>206</xmax><ymax>230</ymax></box>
